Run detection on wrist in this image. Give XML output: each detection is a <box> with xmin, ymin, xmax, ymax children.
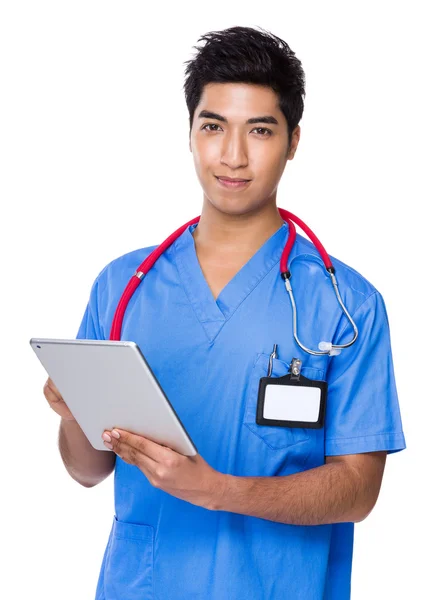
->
<box><xmin>208</xmin><ymin>472</ymin><xmax>232</xmax><ymax>512</ymax></box>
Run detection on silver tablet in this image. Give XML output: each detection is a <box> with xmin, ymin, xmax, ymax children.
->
<box><xmin>30</xmin><ymin>338</ymin><xmax>197</xmax><ymax>456</ymax></box>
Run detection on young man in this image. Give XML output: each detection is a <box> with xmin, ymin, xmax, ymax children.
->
<box><xmin>54</xmin><ymin>25</ymin><xmax>406</xmax><ymax>599</ymax></box>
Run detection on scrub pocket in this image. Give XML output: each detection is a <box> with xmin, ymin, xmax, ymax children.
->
<box><xmin>101</xmin><ymin>515</ymin><xmax>154</xmax><ymax>600</ymax></box>
<box><xmin>243</xmin><ymin>352</ymin><xmax>325</xmax><ymax>451</ymax></box>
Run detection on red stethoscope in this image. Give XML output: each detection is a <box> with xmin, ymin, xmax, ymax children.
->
<box><xmin>109</xmin><ymin>207</ymin><xmax>358</xmax><ymax>356</ymax></box>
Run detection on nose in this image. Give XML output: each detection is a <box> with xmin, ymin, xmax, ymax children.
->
<box><xmin>220</xmin><ymin>131</ymin><xmax>248</xmax><ymax>170</ymax></box>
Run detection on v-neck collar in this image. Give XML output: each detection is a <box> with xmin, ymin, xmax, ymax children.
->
<box><xmin>173</xmin><ymin>220</ymin><xmax>292</xmax><ymax>343</ymax></box>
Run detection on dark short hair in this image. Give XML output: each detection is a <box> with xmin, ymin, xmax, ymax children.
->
<box><xmin>183</xmin><ymin>25</ymin><xmax>306</xmax><ymax>152</ymax></box>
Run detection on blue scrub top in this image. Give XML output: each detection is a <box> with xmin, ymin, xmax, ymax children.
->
<box><xmin>76</xmin><ymin>221</ymin><xmax>406</xmax><ymax>600</ymax></box>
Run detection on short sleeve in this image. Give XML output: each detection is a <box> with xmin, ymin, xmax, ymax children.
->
<box><xmin>325</xmin><ymin>290</ymin><xmax>406</xmax><ymax>456</ymax></box>
<box><xmin>75</xmin><ymin>274</ymin><xmax>105</xmax><ymax>341</ymax></box>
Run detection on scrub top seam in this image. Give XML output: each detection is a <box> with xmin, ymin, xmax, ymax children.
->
<box><xmin>170</xmin><ymin>226</ymin><xmax>290</xmax><ymax>344</ymax></box>
<box><xmin>214</xmin><ymin>253</ymin><xmax>283</xmax><ymax>333</ymax></box>
<box><xmin>215</xmin><ymin>227</ymin><xmax>306</xmax><ymax>330</ymax></box>
<box><xmin>327</xmin><ymin>291</ymin><xmax>379</xmax><ymax>387</ymax></box>
<box><xmin>326</xmin><ymin>430</ymin><xmax>405</xmax><ymax>441</ymax></box>
<box><xmin>213</xmin><ymin>225</ymin><xmax>293</xmax><ymax>326</ymax></box>
<box><xmin>170</xmin><ymin>240</ymin><xmax>225</xmax><ymax>343</ymax></box>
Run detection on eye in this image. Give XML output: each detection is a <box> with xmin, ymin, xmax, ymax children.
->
<box><xmin>202</xmin><ymin>123</ymin><xmax>222</xmax><ymax>132</ymax></box>
<box><xmin>201</xmin><ymin>124</ymin><xmax>272</xmax><ymax>136</ymax></box>
<box><xmin>253</xmin><ymin>127</ymin><xmax>272</xmax><ymax>136</ymax></box>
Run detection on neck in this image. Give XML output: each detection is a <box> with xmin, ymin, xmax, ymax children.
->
<box><xmin>192</xmin><ymin>200</ymin><xmax>285</xmax><ymax>255</ymax></box>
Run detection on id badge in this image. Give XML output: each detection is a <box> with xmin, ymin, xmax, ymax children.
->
<box><xmin>256</xmin><ymin>356</ymin><xmax>327</xmax><ymax>429</ymax></box>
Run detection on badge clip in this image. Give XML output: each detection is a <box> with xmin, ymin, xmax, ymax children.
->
<box><xmin>289</xmin><ymin>357</ymin><xmax>302</xmax><ymax>381</ymax></box>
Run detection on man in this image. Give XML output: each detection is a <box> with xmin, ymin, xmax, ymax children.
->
<box><xmin>45</xmin><ymin>25</ymin><xmax>406</xmax><ymax>599</ymax></box>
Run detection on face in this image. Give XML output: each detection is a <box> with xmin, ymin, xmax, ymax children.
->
<box><xmin>189</xmin><ymin>82</ymin><xmax>300</xmax><ymax>216</ymax></box>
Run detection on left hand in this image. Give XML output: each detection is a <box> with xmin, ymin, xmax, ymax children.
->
<box><xmin>102</xmin><ymin>428</ymin><xmax>225</xmax><ymax>510</ymax></box>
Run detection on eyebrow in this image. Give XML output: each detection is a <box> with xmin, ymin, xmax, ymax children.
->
<box><xmin>198</xmin><ymin>109</ymin><xmax>279</xmax><ymax>126</ymax></box>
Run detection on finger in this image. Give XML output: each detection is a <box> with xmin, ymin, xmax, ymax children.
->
<box><xmin>43</xmin><ymin>382</ymin><xmax>63</xmax><ymax>405</ymax></box>
<box><xmin>45</xmin><ymin>378</ymin><xmax>61</xmax><ymax>397</ymax></box>
<box><xmin>111</xmin><ymin>429</ymin><xmax>172</xmax><ymax>462</ymax></box>
<box><xmin>111</xmin><ymin>437</ymin><xmax>157</xmax><ymax>465</ymax></box>
<box><xmin>112</xmin><ymin>439</ymin><xmax>158</xmax><ymax>481</ymax></box>
<box><xmin>115</xmin><ymin>448</ymin><xmax>156</xmax><ymax>484</ymax></box>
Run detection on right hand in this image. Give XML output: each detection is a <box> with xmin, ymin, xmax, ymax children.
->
<box><xmin>43</xmin><ymin>377</ymin><xmax>76</xmax><ymax>422</ymax></box>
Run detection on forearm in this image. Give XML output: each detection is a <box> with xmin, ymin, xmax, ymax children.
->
<box><xmin>58</xmin><ymin>418</ymin><xmax>115</xmax><ymax>488</ymax></box>
<box><xmin>213</xmin><ymin>462</ymin><xmax>370</xmax><ymax>525</ymax></box>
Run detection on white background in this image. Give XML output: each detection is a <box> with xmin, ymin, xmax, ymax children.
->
<box><xmin>1</xmin><ymin>1</ymin><xmax>432</xmax><ymax>598</ymax></box>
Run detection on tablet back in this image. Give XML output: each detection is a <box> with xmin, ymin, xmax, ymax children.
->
<box><xmin>30</xmin><ymin>338</ymin><xmax>197</xmax><ymax>456</ymax></box>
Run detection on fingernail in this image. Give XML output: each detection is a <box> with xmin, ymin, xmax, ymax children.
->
<box><xmin>104</xmin><ymin>441</ymin><xmax>113</xmax><ymax>450</ymax></box>
<box><xmin>111</xmin><ymin>429</ymin><xmax>120</xmax><ymax>439</ymax></box>
<box><xmin>102</xmin><ymin>433</ymin><xmax>111</xmax><ymax>442</ymax></box>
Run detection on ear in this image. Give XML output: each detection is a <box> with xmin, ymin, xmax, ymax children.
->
<box><xmin>287</xmin><ymin>125</ymin><xmax>301</xmax><ymax>160</ymax></box>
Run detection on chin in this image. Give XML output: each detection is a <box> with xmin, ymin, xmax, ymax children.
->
<box><xmin>206</xmin><ymin>195</ymin><xmax>264</xmax><ymax>217</ymax></box>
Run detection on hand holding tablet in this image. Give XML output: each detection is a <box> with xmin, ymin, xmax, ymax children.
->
<box><xmin>30</xmin><ymin>338</ymin><xmax>197</xmax><ymax>456</ymax></box>
<box><xmin>43</xmin><ymin>376</ymin><xmax>77</xmax><ymax>422</ymax></box>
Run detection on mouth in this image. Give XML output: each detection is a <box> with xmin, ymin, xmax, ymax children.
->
<box><xmin>215</xmin><ymin>176</ymin><xmax>251</xmax><ymax>189</ymax></box>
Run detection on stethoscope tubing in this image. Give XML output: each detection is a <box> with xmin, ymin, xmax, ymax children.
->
<box><xmin>109</xmin><ymin>208</ymin><xmax>358</xmax><ymax>356</ymax></box>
